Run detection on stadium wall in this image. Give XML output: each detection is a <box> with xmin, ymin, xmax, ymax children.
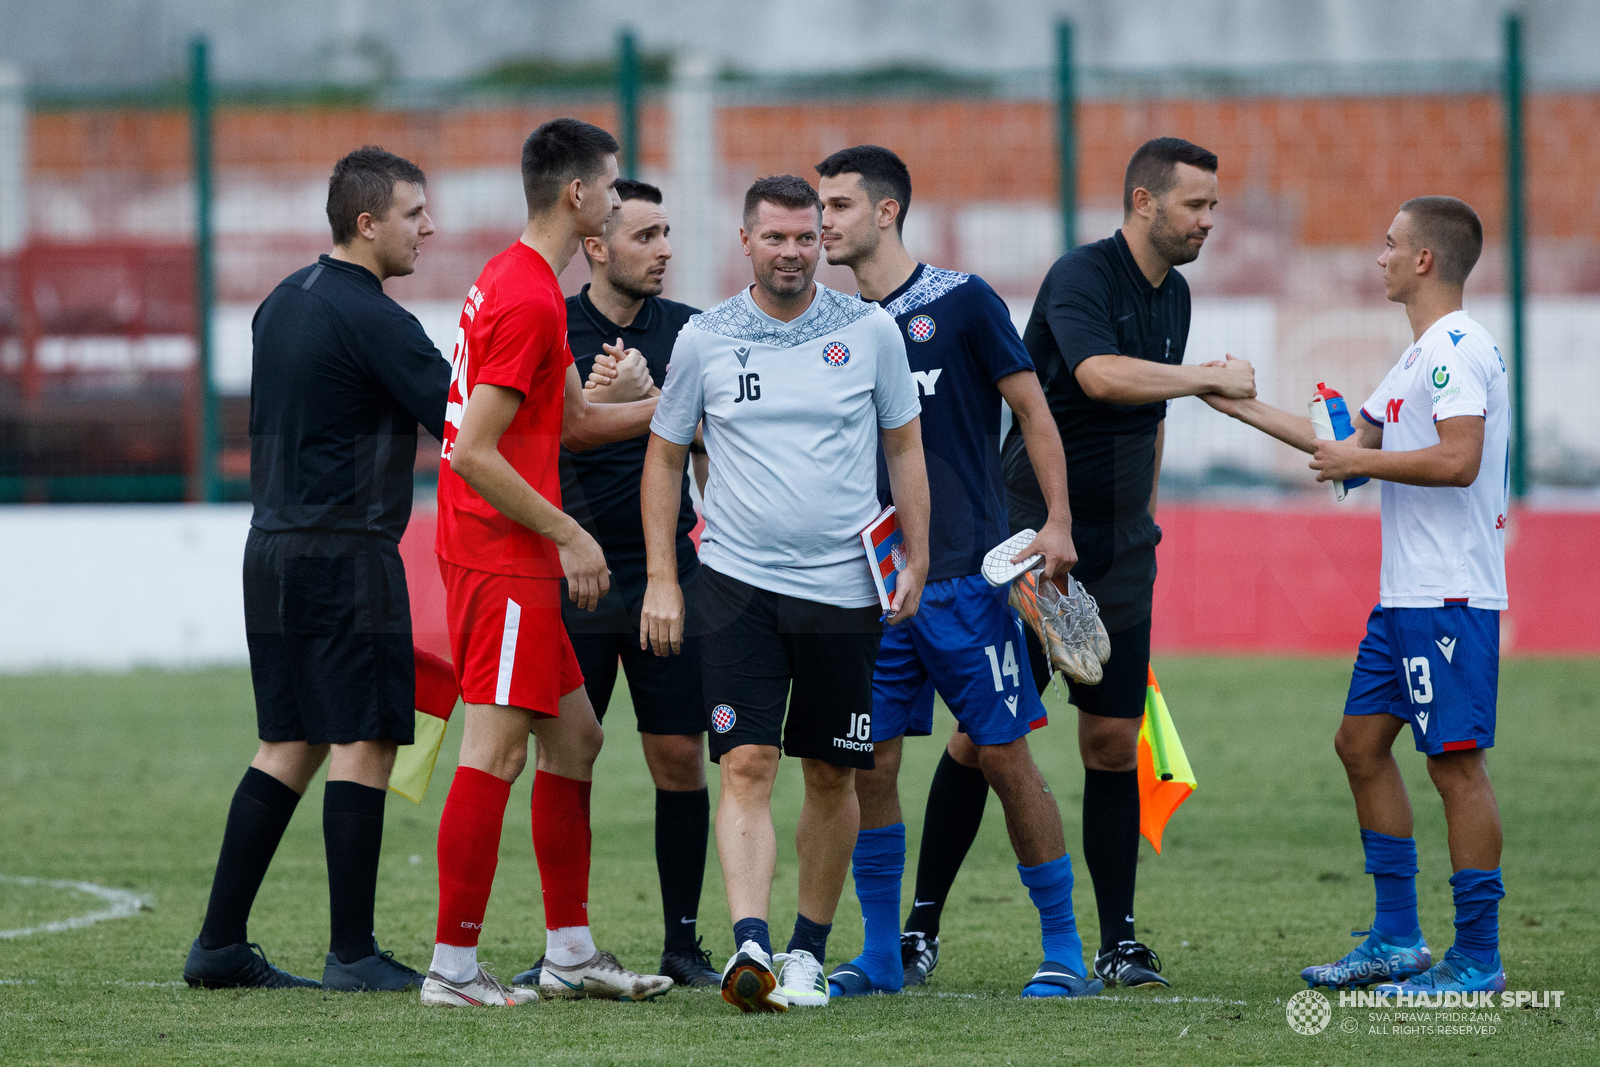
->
<box><xmin>1</xmin><ymin>503</ymin><xmax>1594</xmax><ymax>672</ymax></box>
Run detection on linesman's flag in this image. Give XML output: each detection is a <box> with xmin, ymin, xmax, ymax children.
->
<box><xmin>389</xmin><ymin>648</ymin><xmax>460</xmax><ymax>804</ymax></box>
<box><xmin>1137</xmin><ymin>666</ymin><xmax>1196</xmax><ymax>853</ymax></box>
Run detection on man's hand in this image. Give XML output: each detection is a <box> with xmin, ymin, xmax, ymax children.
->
<box><xmin>1310</xmin><ymin>436</ymin><xmax>1368</xmax><ymax>483</ymax></box>
<box><xmin>1012</xmin><ymin>518</ymin><xmax>1077</xmax><ymax>580</ymax></box>
<box><xmin>886</xmin><ymin>564</ymin><xmax>926</xmax><ymax>625</ymax></box>
<box><xmin>1210</xmin><ymin>353</ymin><xmax>1256</xmax><ymax>400</ymax></box>
<box><xmin>1195</xmin><ymin>357</ymin><xmax>1243</xmax><ymax>416</ymax></box>
<box><xmin>554</xmin><ymin>519</ymin><xmax>610</xmax><ymax>611</ymax></box>
<box><xmin>640</xmin><ymin>578</ymin><xmax>685</xmax><ymax>656</ymax></box>
<box><xmin>584</xmin><ymin>338</ymin><xmax>654</xmax><ymax>402</ymax></box>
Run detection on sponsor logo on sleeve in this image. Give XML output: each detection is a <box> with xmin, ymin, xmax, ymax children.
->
<box><xmin>1432</xmin><ymin>366</ymin><xmax>1451</xmax><ymax>389</ymax></box>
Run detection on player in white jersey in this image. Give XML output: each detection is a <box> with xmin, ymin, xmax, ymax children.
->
<box><xmin>1201</xmin><ymin>196</ymin><xmax>1509</xmax><ymax>995</ymax></box>
<box><xmin>640</xmin><ymin>175</ymin><xmax>930</xmax><ymax>1013</ymax></box>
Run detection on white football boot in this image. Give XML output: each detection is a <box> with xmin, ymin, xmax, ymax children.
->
<box><xmin>720</xmin><ymin>940</ymin><xmax>787</xmax><ymax>1013</ymax></box>
<box><xmin>775</xmin><ymin>949</ymin><xmax>829</xmax><ymax>1007</ymax></box>
<box><xmin>538</xmin><ymin>949</ymin><xmax>674</xmax><ymax>1001</ymax></box>
<box><xmin>420</xmin><ymin>964</ymin><xmax>539</xmax><ymax>1007</ymax></box>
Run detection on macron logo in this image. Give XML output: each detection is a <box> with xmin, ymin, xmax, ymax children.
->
<box><xmin>1448</xmin><ymin>330</ymin><xmax>1466</xmax><ymax>346</ymax></box>
<box><xmin>1386</xmin><ymin>398</ymin><xmax>1405</xmax><ymax>423</ymax></box>
<box><xmin>1416</xmin><ymin>711</ymin><xmax>1430</xmax><ymax>735</ymax></box>
<box><xmin>912</xmin><ymin>369</ymin><xmax>943</xmax><ymax>396</ymax></box>
<box><xmin>1436</xmin><ymin>637</ymin><xmax>1456</xmax><ymax>663</ymax></box>
<box><xmin>1005</xmin><ymin>695</ymin><xmax>1019</xmax><ymax>717</ymax></box>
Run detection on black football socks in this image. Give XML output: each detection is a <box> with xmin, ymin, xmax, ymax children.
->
<box><xmin>1082</xmin><ymin>767</ymin><xmax>1140</xmax><ymax>949</ymax></box>
<box><xmin>905</xmin><ymin>751</ymin><xmax>990</xmax><ymax>941</ymax></box>
<box><xmin>323</xmin><ymin>779</ymin><xmax>387</xmax><ymax>965</ymax></box>
<box><xmin>197</xmin><ymin>766</ymin><xmax>301</xmax><ymax>950</ymax></box>
<box><xmin>656</xmin><ymin>787</ymin><xmax>711</xmax><ymax>952</ymax></box>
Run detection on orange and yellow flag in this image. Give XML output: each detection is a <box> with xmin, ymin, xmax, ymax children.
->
<box><xmin>1137</xmin><ymin>666</ymin><xmax>1196</xmax><ymax>853</ymax></box>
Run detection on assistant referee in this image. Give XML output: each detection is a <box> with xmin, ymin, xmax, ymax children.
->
<box><xmin>1003</xmin><ymin>137</ymin><xmax>1254</xmax><ymax>989</ymax></box>
<box><xmin>184</xmin><ymin>147</ymin><xmax>448</xmax><ymax>992</ymax></box>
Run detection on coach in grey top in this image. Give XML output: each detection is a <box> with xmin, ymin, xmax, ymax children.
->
<box><xmin>640</xmin><ymin>174</ymin><xmax>929</xmax><ymax>1012</ymax></box>
<box><xmin>651</xmin><ymin>275</ymin><xmax>919</xmax><ymax>607</ymax></box>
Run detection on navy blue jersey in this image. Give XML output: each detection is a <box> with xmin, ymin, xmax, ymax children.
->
<box><xmin>870</xmin><ymin>264</ymin><xmax>1033</xmax><ymax>582</ymax></box>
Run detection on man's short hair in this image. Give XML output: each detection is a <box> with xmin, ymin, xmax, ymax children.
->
<box><xmin>521</xmin><ymin>118</ymin><xmax>620</xmax><ymax>215</ymax></box>
<box><xmin>1399</xmin><ymin>195</ymin><xmax>1483</xmax><ymax>286</ymax></box>
<box><xmin>742</xmin><ymin>174</ymin><xmax>822</xmax><ymax>229</ymax></box>
<box><xmin>1123</xmin><ymin>137</ymin><xmax>1219</xmax><ymax>214</ymax></box>
<box><xmin>614</xmin><ymin>178</ymin><xmax>662</xmax><ymax>205</ymax></box>
<box><xmin>815</xmin><ymin>145</ymin><xmax>912</xmax><ymax>234</ymax></box>
<box><xmin>326</xmin><ymin>146</ymin><xmax>426</xmax><ymax>246</ymax></box>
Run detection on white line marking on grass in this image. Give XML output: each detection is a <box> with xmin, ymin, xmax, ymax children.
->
<box><xmin>0</xmin><ymin>875</ymin><xmax>148</xmax><ymax>939</ymax></box>
<box><xmin>108</xmin><ymin>980</ymin><xmax>186</xmax><ymax>987</ymax></box>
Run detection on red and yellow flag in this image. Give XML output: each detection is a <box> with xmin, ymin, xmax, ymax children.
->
<box><xmin>388</xmin><ymin>648</ymin><xmax>460</xmax><ymax>804</ymax></box>
<box><xmin>1137</xmin><ymin>666</ymin><xmax>1196</xmax><ymax>853</ymax></box>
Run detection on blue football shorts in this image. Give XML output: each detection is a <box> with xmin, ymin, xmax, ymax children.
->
<box><xmin>872</xmin><ymin>573</ymin><xmax>1047</xmax><ymax>747</ymax></box>
<box><xmin>1343</xmin><ymin>603</ymin><xmax>1499</xmax><ymax>756</ymax></box>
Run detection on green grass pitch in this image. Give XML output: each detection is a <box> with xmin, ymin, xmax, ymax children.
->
<box><xmin>1</xmin><ymin>657</ymin><xmax>1595</xmax><ymax>1065</ymax></box>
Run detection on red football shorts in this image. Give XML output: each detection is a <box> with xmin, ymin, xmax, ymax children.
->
<box><xmin>439</xmin><ymin>559</ymin><xmax>583</xmax><ymax>716</ymax></box>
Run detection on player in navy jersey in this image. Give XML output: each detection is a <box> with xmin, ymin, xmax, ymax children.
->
<box><xmin>816</xmin><ymin>146</ymin><xmax>1100</xmax><ymax>999</ymax></box>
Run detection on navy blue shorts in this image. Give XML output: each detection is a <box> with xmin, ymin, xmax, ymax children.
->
<box><xmin>1344</xmin><ymin>604</ymin><xmax>1499</xmax><ymax>756</ymax></box>
<box><xmin>872</xmin><ymin>574</ymin><xmax>1047</xmax><ymax>747</ymax></box>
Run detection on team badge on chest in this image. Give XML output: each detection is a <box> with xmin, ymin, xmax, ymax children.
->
<box><xmin>907</xmin><ymin>315</ymin><xmax>935</xmax><ymax>342</ymax></box>
<box><xmin>822</xmin><ymin>341</ymin><xmax>850</xmax><ymax>367</ymax></box>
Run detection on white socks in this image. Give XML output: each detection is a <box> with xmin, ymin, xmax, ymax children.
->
<box><xmin>430</xmin><ymin>943</ymin><xmax>478</xmax><ymax>983</ymax></box>
<box><xmin>431</xmin><ymin>929</ymin><xmax>595</xmax><ymax>980</ymax></box>
<box><xmin>545</xmin><ymin>925</ymin><xmax>597</xmax><ymax>967</ymax></box>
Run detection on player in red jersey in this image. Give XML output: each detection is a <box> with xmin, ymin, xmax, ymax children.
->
<box><xmin>421</xmin><ymin>119</ymin><xmax>672</xmax><ymax>1007</ymax></box>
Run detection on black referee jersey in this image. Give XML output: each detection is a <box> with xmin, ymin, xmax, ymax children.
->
<box><xmin>249</xmin><ymin>254</ymin><xmax>449</xmax><ymax>542</ymax></box>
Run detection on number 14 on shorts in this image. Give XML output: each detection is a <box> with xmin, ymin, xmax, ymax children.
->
<box><xmin>984</xmin><ymin>641</ymin><xmax>1021</xmax><ymax>691</ymax></box>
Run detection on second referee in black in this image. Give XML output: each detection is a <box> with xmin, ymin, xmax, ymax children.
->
<box><xmin>1003</xmin><ymin>137</ymin><xmax>1254</xmax><ymax>990</ymax></box>
<box><xmin>184</xmin><ymin>147</ymin><xmax>448</xmax><ymax>991</ymax></box>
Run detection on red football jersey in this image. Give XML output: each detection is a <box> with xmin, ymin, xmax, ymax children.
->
<box><xmin>436</xmin><ymin>242</ymin><xmax>574</xmax><ymax>578</ymax></box>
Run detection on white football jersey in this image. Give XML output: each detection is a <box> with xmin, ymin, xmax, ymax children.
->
<box><xmin>1358</xmin><ymin>309</ymin><xmax>1509</xmax><ymax>609</ymax></box>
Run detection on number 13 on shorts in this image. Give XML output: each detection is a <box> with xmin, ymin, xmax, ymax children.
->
<box><xmin>984</xmin><ymin>641</ymin><xmax>1021</xmax><ymax>691</ymax></box>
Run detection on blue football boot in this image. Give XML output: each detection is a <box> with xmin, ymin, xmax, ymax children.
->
<box><xmin>1301</xmin><ymin>927</ymin><xmax>1431</xmax><ymax>989</ymax></box>
<box><xmin>1377</xmin><ymin>947</ymin><xmax>1506</xmax><ymax>997</ymax></box>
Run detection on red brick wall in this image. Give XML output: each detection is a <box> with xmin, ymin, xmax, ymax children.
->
<box><xmin>31</xmin><ymin>93</ymin><xmax>1600</xmax><ymax>246</ymax></box>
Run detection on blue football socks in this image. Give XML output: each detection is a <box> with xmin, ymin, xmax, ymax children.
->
<box><xmin>1361</xmin><ymin>828</ymin><xmax>1420</xmax><ymax>937</ymax></box>
<box><xmin>733</xmin><ymin>916</ymin><xmax>772</xmax><ymax>958</ymax></box>
<box><xmin>1449</xmin><ymin>867</ymin><xmax>1503</xmax><ymax>965</ymax></box>
<box><xmin>848</xmin><ymin>823</ymin><xmax>906</xmax><ymax>991</ymax></box>
<box><xmin>787</xmin><ymin>913</ymin><xmax>831</xmax><ymax>967</ymax></box>
<box><xmin>1018</xmin><ymin>854</ymin><xmax>1084</xmax><ymax>976</ymax></box>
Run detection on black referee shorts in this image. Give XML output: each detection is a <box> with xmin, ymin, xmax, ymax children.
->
<box><xmin>243</xmin><ymin>528</ymin><xmax>415</xmax><ymax>746</ymax></box>
<box><xmin>694</xmin><ymin>565</ymin><xmax>882</xmax><ymax>769</ymax></box>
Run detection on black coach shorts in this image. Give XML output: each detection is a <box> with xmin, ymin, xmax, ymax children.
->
<box><xmin>243</xmin><ymin>528</ymin><xmax>415</xmax><ymax>746</ymax></box>
<box><xmin>694</xmin><ymin>565</ymin><xmax>882</xmax><ymax>769</ymax></box>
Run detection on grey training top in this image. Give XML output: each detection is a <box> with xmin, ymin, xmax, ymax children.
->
<box><xmin>651</xmin><ymin>283</ymin><xmax>920</xmax><ymax>607</ymax></box>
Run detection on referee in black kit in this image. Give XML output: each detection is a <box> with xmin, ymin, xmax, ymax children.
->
<box><xmin>1002</xmin><ymin>138</ymin><xmax>1254</xmax><ymax>988</ymax></box>
<box><xmin>184</xmin><ymin>148</ymin><xmax>447</xmax><ymax>991</ymax></box>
